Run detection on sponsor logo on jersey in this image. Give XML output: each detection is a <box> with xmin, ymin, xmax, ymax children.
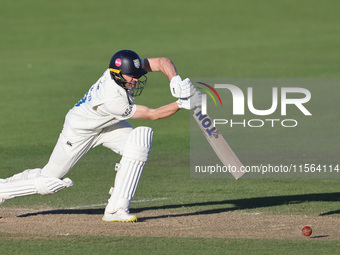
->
<box><xmin>122</xmin><ymin>105</ymin><xmax>133</xmax><ymax>117</ymax></box>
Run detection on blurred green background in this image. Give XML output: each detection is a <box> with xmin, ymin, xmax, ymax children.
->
<box><xmin>1</xmin><ymin>0</ymin><xmax>339</xmax><ymax>213</ymax></box>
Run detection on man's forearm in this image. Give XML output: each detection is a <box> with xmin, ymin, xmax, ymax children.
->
<box><xmin>158</xmin><ymin>58</ymin><xmax>178</xmax><ymax>81</ymax></box>
<box><xmin>142</xmin><ymin>58</ymin><xmax>178</xmax><ymax>81</ymax></box>
<box><xmin>132</xmin><ymin>102</ymin><xmax>180</xmax><ymax>120</ymax></box>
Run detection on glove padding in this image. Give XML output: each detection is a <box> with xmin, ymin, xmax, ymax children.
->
<box><xmin>170</xmin><ymin>75</ymin><xmax>196</xmax><ymax>98</ymax></box>
<box><xmin>176</xmin><ymin>91</ymin><xmax>202</xmax><ymax>110</ymax></box>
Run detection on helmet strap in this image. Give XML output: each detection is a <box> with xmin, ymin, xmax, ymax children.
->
<box><xmin>109</xmin><ymin>68</ymin><xmax>147</xmax><ymax>97</ymax></box>
<box><xmin>110</xmin><ymin>68</ymin><xmax>126</xmax><ymax>87</ymax></box>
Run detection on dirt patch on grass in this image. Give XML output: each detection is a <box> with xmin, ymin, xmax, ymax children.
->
<box><xmin>1</xmin><ymin>206</ymin><xmax>339</xmax><ymax>240</ymax></box>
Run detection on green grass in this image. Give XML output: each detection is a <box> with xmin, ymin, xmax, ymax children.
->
<box><xmin>0</xmin><ymin>234</ymin><xmax>339</xmax><ymax>255</ymax></box>
<box><xmin>0</xmin><ymin>0</ymin><xmax>339</xmax><ymax>254</ymax></box>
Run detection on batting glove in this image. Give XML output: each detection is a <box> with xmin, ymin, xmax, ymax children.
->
<box><xmin>170</xmin><ymin>75</ymin><xmax>196</xmax><ymax>98</ymax></box>
<box><xmin>176</xmin><ymin>91</ymin><xmax>202</xmax><ymax>110</ymax></box>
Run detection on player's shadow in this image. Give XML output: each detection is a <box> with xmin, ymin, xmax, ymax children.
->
<box><xmin>17</xmin><ymin>192</ymin><xmax>339</xmax><ymax>219</ymax></box>
<box><xmin>136</xmin><ymin>192</ymin><xmax>340</xmax><ymax>221</ymax></box>
<box><xmin>18</xmin><ymin>208</ymin><xmax>104</xmax><ymax>217</ymax></box>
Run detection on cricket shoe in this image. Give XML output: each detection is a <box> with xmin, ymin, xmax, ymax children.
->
<box><xmin>102</xmin><ymin>209</ymin><xmax>137</xmax><ymax>222</ymax></box>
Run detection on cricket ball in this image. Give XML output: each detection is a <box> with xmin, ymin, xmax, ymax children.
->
<box><xmin>302</xmin><ymin>226</ymin><xmax>312</xmax><ymax>236</ymax></box>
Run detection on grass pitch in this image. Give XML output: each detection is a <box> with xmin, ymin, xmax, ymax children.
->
<box><xmin>0</xmin><ymin>234</ymin><xmax>339</xmax><ymax>255</ymax></box>
<box><xmin>0</xmin><ymin>0</ymin><xmax>339</xmax><ymax>254</ymax></box>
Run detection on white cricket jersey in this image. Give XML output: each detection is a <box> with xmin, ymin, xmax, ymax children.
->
<box><xmin>65</xmin><ymin>69</ymin><xmax>136</xmax><ymax>131</ymax></box>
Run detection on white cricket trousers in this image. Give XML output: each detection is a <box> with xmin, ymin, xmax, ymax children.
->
<box><xmin>41</xmin><ymin>120</ymin><xmax>133</xmax><ymax>178</ymax></box>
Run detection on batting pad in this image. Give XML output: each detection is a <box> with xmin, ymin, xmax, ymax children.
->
<box><xmin>105</xmin><ymin>126</ymin><xmax>153</xmax><ymax>214</ymax></box>
<box><xmin>0</xmin><ymin>168</ymin><xmax>73</xmax><ymax>201</ymax></box>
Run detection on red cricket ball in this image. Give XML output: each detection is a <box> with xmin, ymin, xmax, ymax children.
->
<box><xmin>302</xmin><ymin>226</ymin><xmax>312</xmax><ymax>236</ymax></box>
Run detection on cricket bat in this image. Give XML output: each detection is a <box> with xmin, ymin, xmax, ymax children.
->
<box><xmin>193</xmin><ymin>108</ymin><xmax>246</xmax><ymax>180</ymax></box>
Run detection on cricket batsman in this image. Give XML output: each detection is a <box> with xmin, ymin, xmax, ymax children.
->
<box><xmin>0</xmin><ymin>50</ymin><xmax>201</xmax><ymax>222</ymax></box>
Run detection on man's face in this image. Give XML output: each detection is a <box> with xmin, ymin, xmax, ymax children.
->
<box><xmin>122</xmin><ymin>74</ymin><xmax>139</xmax><ymax>89</ymax></box>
